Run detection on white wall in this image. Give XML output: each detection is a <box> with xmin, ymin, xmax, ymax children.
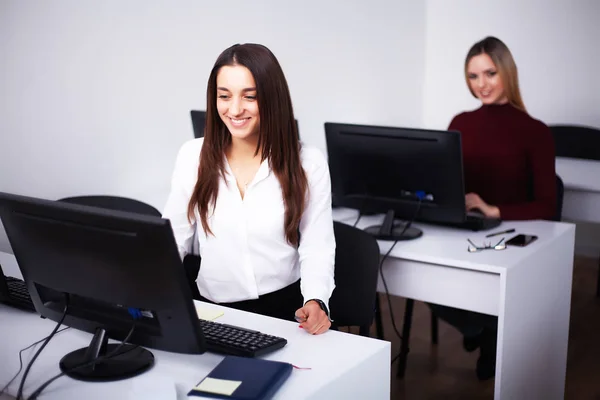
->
<box><xmin>422</xmin><ymin>0</ymin><xmax>600</xmax><ymax>130</ymax></box>
<box><xmin>2</xmin><ymin>0</ymin><xmax>598</xmax><ymax>256</ymax></box>
<box><xmin>0</xmin><ymin>0</ymin><xmax>426</xmax><ymax>253</ymax></box>
<box><xmin>422</xmin><ymin>0</ymin><xmax>600</xmax><ymax>257</ymax></box>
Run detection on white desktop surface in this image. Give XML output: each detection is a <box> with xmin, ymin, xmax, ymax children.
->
<box><xmin>0</xmin><ymin>254</ymin><xmax>390</xmax><ymax>400</ymax></box>
<box><xmin>334</xmin><ymin>207</ymin><xmax>572</xmax><ymax>273</ymax></box>
<box><xmin>333</xmin><ymin>208</ymin><xmax>576</xmax><ymax>400</ymax></box>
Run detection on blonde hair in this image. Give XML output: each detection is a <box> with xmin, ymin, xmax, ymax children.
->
<box><xmin>465</xmin><ymin>36</ymin><xmax>527</xmax><ymax>113</ymax></box>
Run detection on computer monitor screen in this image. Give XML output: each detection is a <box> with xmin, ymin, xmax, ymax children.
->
<box><xmin>324</xmin><ymin>122</ymin><xmax>466</xmax><ymax>240</ymax></box>
<box><xmin>0</xmin><ymin>192</ymin><xmax>205</xmax><ymax>381</ymax></box>
<box><xmin>190</xmin><ymin>110</ymin><xmax>207</xmax><ymax>138</ymax></box>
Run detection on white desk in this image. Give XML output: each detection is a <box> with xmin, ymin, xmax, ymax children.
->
<box><xmin>0</xmin><ymin>253</ymin><xmax>390</xmax><ymax>400</ymax></box>
<box><xmin>556</xmin><ymin>157</ymin><xmax>600</xmax><ymax>223</ymax></box>
<box><xmin>334</xmin><ymin>208</ymin><xmax>575</xmax><ymax>400</ymax></box>
<box><xmin>555</xmin><ymin>157</ymin><xmax>600</xmax><ymax>294</ymax></box>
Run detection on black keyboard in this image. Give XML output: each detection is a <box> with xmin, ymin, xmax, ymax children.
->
<box><xmin>198</xmin><ymin>319</ymin><xmax>287</xmax><ymax>357</ymax></box>
<box><xmin>5</xmin><ymin>276</ymin><xmax>36</xmax><ymax>311</ymax></box>
<box><xmin>443</xmin><ymin>212</ymin><xmax>502</xmax><ymax>232</ymax></box>
<box><xmin>2</xmin><ymin>275</ymin><xmax>285</xmax><ymax>357</ymax></box>
<box><xmin>462</xmin><ymin>214</ymin><xmax>501</xmax><ymax>231</ymax></box>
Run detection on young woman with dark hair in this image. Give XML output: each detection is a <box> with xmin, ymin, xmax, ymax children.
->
<box><xmin>163</xmin><ymin>43</ymin><xmax>335</xmax><ymax>335</ymax></box>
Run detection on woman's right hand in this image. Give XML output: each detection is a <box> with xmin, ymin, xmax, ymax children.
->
<box><xmin>465</xmin><ymin>193</ymin><xmax>500</xmax><ymax>219</ymax></box>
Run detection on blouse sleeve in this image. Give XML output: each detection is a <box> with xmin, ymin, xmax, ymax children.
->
<box><xmin>162</xmin><ymin>139</ymin><xmax>202</xmax><ymax>259</ymax></box>
<box><xmin>297</xmin><ymin>148</ymin><xmax>336</xmax><ymax>311</ymax></box>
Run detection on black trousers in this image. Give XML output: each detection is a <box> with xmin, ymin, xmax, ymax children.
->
<box><xmin>428</xmin><ymin>303</ymin><xmax>497</xmax><ymax>337</ymax></box>
<box><xmin>198</xmin><ymin>280</ymin><xmax>303</xmax><ymax>322</ymax></box>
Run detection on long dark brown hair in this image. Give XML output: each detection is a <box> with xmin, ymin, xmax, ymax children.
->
<box><xmin>188</xmin><ymin>43</ymin><xmax>307</xmax><ymax>246</ymax></box>
<box><xmin>465</xmin><ymin>36</ymin><xmax>527</xmax><ymax>112</ymax></box>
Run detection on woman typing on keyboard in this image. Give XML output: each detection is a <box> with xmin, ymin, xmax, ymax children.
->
<box><xmin>429</xmin><ymin>36</ymin><xmax>557</xmax><ymax>380</ymax></box>
<box><xmin>163</xmin><ymin>43</ymin><xmax>334</xmax><ymax>335</ymax></box>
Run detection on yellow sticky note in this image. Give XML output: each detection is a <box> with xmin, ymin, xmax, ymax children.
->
<box><xmin>195</xmin><ymin>304</ymin><xmax>224</xmax><ymax>321</ymax></box>
<box><xmin>194</xmin><ymin>377</ymin><xmax>242</xmax><ymax>396</ymax></box>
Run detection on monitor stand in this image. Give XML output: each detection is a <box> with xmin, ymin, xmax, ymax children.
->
<box><xmin>59</xmin><ymin>327</ymin><xmax>154</xmax><ymax>382</ymax></box>
<box><xmin>364</xmin><ymin>209</ymin><xmax>422</xmax><ymax>241</ymax></box>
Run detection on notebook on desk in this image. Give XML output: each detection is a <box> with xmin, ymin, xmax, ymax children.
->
<box><xmin>188</xmin><ymin>355</ymin><xmax>292</xmax><ymax>400</ymax></box>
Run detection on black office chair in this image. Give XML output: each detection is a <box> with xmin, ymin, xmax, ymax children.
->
<box><xmin>59</xmin><ymin>195</ymin><xmax>161</xmax><ymax>216</ymax></box>
<box><xmin>58</xmin><ymin>195</ymin><xmax>202</xmax><ymax>299</ymax></box>
<box><xmin>550</xmin><ymin>125</ymin><xmax>600</xmax><ymax>162</ymax></box>
<box><xmin>328</xmin><ymin>221</ymin><xmax>383</xmax><ymax>336</ymax></box>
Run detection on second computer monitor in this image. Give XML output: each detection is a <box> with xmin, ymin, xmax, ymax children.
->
<box><xmin>325</xmin><ymin>122</ymin><xmax>466</xmax><ymax>240</ymax></box>
<box><xmin>190</xmin><ymin>110</ymin><xmax>207</xmax><ymax>138</ymax></box>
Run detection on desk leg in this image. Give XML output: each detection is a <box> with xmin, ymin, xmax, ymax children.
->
<box><xmin>494</xmin><ymin>230</ymin><xmax>574</xmax><ymax>399</ymax></box>
<box><xmin>375</xmin><ymin>295</ymin><xmax>384</xmax><ymax>340</ymax></box>
<box><xmin>430</xmin><ymin>312</ymin><xmax>438</xmax><ymax>345</ymax></box>
<box><xmin>596</xmin><ymin>256</ymin><xmax>600</xmax><ymax>297</ymax></box>
<box><xmin>396</xmin><ymin>298</ymin><xmax>414</xmax><ymax>379</ymax></box>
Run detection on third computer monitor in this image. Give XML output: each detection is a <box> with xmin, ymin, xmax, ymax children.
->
<box><xmin>324</xmin><ymin>122</ymin><xmax>466</xmax><ymax>240</ymax></box>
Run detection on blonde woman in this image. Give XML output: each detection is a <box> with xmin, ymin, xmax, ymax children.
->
<box><xmin>430</xmin><ymin>36</ymin><xmax>556</xmax><ymax>380</ymax></box>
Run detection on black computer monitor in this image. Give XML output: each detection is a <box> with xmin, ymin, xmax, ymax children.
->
<box><xmin>190</xmin><ymin>110</ymin><xmax>207</xmax><ymax>138</ymax></box>
<box><xmin>0</xmin><ymin>192</ymin><xmax>205</xmax><ymax>381</ymax></box>
<box><xmin>324</xmin><ymin>122</ymin><xmax>466</xmax><ymax>241</ymax></box>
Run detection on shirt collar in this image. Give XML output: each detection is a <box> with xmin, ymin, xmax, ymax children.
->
<box><xmin>223</xmin><ymin>156</ymin><xmax>271</xmax><ymax>186</ymax></box>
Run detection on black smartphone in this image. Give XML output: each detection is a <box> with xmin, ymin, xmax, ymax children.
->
<box><xmin>505</xmin><ymin>234</ymin><xmax>538</xmax><ymax>247</ymax></box>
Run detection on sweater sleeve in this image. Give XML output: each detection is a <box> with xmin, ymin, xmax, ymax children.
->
<box><xmin>496</xmin><ymin>122</ymin><xmax>557</xmax><ymax>221</ymax></box>
<box><xmin>448</xmin><ymin>113</ymin><xmax>464</xmax><ymax>132</ymax></box>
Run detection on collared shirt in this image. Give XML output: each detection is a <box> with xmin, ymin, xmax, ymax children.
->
<box><xmin>162</xmin><ymin>138</ymin><xmax>336</xmax><ymax>309</ymax></box>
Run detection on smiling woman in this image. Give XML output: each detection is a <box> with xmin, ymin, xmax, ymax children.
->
<box><xmin>216</xmin><ymin>65</ymin><xmax>261</xmax><ymax>196</ymax></box>
<box><xmin>464</xmin><ymin>37</ymin><xmax>526</xmax><ymax>112</ymax></box>
<box><xmin>216</xmin><ymin>65</ymin><xmax>260</xmax><ymax>142</ymax></box>
<box><xmin>162</xmin><ymin>44</ymin><xmax>335</xmax><ymax>336</ymax></box>
<box><xmin>428</xmin><ymin>36</ymin><xmax>557</xmax><ymax>381</ymax></box>
<box><xmin>454</xmin><ymin>36</ymin><xmax>556</xmax><ymax>222</ymax></box>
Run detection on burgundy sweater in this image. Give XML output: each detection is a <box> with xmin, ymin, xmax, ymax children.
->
<box><xmin>449</xmin><ymin>104</ymin><xmax>557</xmax><ymax>221</ymax></box>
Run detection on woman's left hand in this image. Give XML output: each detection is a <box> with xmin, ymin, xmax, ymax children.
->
<box><xmin>295</xmin><ymin>301</ymin><xmax>331</xmax><ymax>335</ymax></box>
<box><xmin>465</xmin><ymin>193</ymin><xmax>500</xmax><ymax>218</ymax></box>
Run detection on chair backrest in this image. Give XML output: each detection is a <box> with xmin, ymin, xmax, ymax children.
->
<box><xmin>328</xmin><ymin>221</ymin><xmax>380</xmax><ymax>327</ymax></box>
<box><xmin>58</xmin><ymin>195</ymin><xmax>161</xmax><ymax>217</ymax></box>
<box><xmin>550</xmin><ymin>124</ymin><xmax>600</xmax><ymax>161</ymax></box>
<box><xmin>58</xmin><ymin>195</ymin><xmax>204</xmax><ymax>299</ymax></box>
<box><xmin>555</xmin><ymin>174</ymin><xmax>564</xmax><ymax>222</ymax></box>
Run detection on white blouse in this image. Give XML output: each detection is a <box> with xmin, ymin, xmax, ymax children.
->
<box><xmin>162</xmin><ymin>138</ymin><xmax>336</xmax><ymax>310</ymax></box>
